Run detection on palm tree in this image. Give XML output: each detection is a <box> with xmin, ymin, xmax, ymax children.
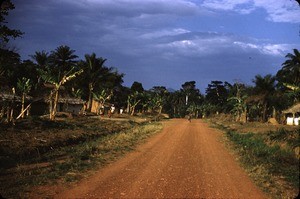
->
<box><xmin>276</xmin><ymin>49</ymin><xmax>300</xmax><ymax>103</ymax></box>
<box><xmin>30</xmin><ymin>51</ymin><xmax>49</xmax><ymax>86</ymax></box>
<box><xmin>30</xmin><ymin>51</ymin><xmax>49</xmax><ymax>69</ymax></box>
<box><xmin>277</xmin><ymin>49</ymin><xmax>300</xmax><ymax>85</ymax></box>
<box><xmin>252</xmin><ymin>74</ymin><xmax>276</xmax><ymax>122</ymax></box>
<box><xmin>81</xmin><ymin>53</ymin><xmax>107</xmax><ymax>111</ymax></box>
<box><xmin>169</xmin><ymin>91</ymin><xmax>185</xmax><ymax>117</ymax></box>
<box><xmin>49</xmin><ymin>45</ymin><xmax>78</xmax><ymax>80</ymax></box>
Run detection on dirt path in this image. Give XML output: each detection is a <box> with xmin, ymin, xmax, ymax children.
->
<box><xmin>57</xmin><ymin>119</ymin><xmax>266</xmax><ymax>198</ymax></box>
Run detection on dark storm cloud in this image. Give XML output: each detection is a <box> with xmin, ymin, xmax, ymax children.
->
<box><xmin>7</xmin><ymin>0</ymin><xmax>299</xmax><ymax>90</ymax></box>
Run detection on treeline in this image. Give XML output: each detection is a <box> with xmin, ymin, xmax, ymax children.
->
<box><xmin>1</xmin><ymin>44</ymin><xmax>299</xmax><ymax>122</ymax></box>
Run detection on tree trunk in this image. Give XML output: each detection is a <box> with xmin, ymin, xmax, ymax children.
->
<box><xmin>272</xmin><ymin>106</ymin><xmax>276</xmax><ymax>118</ymax></box>
<box><xmin>49</xmin><ymin>91</ymin><xmax>53</xmax><ymax>119</ymax></box>
<box><xmin>50</xmin><ymin>89</ymin><xmax>59</xmax><ymax>120</ymax></box>
<box><xmin>126</xmin><ymin>98</ymin><xmax>130</xmax><ymax>113</ymax></box>
<box><xmin>21</xmin><ymin>93</ymin><xmax>25</xmax><ymax>119</ymax></box>
<box><xmin>9</xmin><ymin>92</ymin><xmax>16</xmax><ymax>123</ymax></box>
<box><xmin>0</xmin><ymin>104</ymin><xmax>5</xmax><ymax>119</ymax></box>
<box><xmin>6</xmin><ymin>105</ymin><xmax>10</xmax><ymax>122</ymax></box>
<box><xmin>131</xmin><ymin>106</ymin><xmax>135</xmax><ymax>116</ymax></box>
<box><xmin>159</xmin><ymin>106</ymin><xmax>162</xmax><ymax>114</ymax></box>
<box><xmin>262</xmin><ymin>103</ymin><xmax>267</xmax><ymax>122</ymax></box>
<box><xmin>87</xmin><ymin>83</ymin><xmax>93</xmax><ymax>112</ymax></box>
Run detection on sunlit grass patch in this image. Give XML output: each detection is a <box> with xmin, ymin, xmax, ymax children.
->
<box><xmin>226</xmin><ymin>129</ymin><xmax>299</xmax><ymax>198</ymax></box>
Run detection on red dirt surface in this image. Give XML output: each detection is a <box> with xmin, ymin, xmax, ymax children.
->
<box><xmin>56</xmin><ymin>119</ymin><xmax>266</xmax><ymax>198</ymax></box>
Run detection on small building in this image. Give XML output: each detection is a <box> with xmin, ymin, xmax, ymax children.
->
<box><xmin>56</xmin><ymin>97</ymin><xmax>85</xmax><ymax>114</ymax></box>
<box><xmin>91</xmin><ymin>99</ymin><xmax>113</xmax><ymax>115</ymax></box>
<box><xmin>0</xmin><ymin>92</ymin><xmax>21</xmax><ymax>119</ymax></box>
<box><xmin>283</xmin><ymin>103</ymin><xmax>300</xmax><ymax>126</ymax></box>
<box><xmin>30</xmin><ymin>96</ymin><xmax>85</xmax><ymax>116</ymax></box>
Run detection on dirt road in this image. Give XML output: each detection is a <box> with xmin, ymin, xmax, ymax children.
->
<box><xmin>57</xmin><ymin>119</ymin><xmax>266</xmax><ymax>198</ymax></box>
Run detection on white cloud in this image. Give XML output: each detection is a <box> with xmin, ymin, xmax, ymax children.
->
<box><xmin>202</xmin><ymin>0</ymin><xmax>300</xmax><ymax>23</ymax></box>
<box><xmin>261</xmin><ymin>44</ymin><xmax>291</xmax><ymax>56</ymax></box>
<box><xmin>155</xmin><ymin>33</ymin><xmax>236</xmax><ymax>57</ymax></box>
<box><xmin>233</xmin><ymin>41</ymin><xmax>294</xmax><ymax>56</ymax></box>
<box><xmin>150</xmin><ymin>31</ymin><xmax>297</xmax><ymax>60</ymax></box>
<box><xmin>140</xmin><ymin>28</ymin><xmax>190</xmax><ymax>39</ymax></box>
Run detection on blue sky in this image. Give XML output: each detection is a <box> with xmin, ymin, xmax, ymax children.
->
<box><xmin>7</xmin><ymin>0</ymin><xmax>300</xmax><ymax>92</ymax></box>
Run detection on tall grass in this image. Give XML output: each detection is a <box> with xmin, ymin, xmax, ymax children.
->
<box><xmin>226</xmin><ymin>130</ymin><xmax>299</xmax><ymax>197</ymax></box>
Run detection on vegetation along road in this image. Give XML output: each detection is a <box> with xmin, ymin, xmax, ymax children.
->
<box><xmin>57</xmin><ymin>119</ymin><xmax>265</xmax><ymax>198</ymax></box>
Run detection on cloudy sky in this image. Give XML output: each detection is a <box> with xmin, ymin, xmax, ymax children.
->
<box><xmin>7</xmin><ymin>0</ymin><xmax>300</xmax><ymax>91</ymax></box>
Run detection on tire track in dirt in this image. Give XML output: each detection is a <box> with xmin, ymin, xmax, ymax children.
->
<box><xmin>56</xmin><ymin>119</ymin><xmax>266</xmax><ymax>198</ymax></box>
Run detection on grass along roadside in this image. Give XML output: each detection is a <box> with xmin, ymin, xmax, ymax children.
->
<box><xmin>225</xmin><ymin>129</ymin><xmax>299</xmax><ymax>198</ymax></box>
<box><xmin>0</xmin><ymin>120</ymin><xmax>163</xmax><ymax>198</ymax></box>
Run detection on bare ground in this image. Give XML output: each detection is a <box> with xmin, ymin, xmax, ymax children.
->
<box><xmin>53</xmin><ymin>119</ymin><xmax>266</xmax><ymax>198</ymax></box>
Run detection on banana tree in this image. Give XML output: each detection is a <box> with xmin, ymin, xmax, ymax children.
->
<box><xmin>227</xmin><ymin>82</ymin><xmax>247</xmax><ymax>122</ymax></box>
<box><xmin>283</xmin><ymin>83</ymin><xmax>300</xmax><ymax>103</ymax></box>
<box><xmin>16</xmin><ymin>77</ymin><xmax>32</xmax><ymax>118</ymax></box>
<box><xmin>93</xmin><ymin>89</ymin><xmax>113</xmax><ymax>115</ymax></box>
<box><xmin>228</xmin><ymin>95</ymin><xmax>247</xmax><ymax>122</ymax></box>
<box><xmin>127</xmin><ymin>91</ymin><xmax>142</xmax><ymax>116</ymax></box>
<box><xmin>40</xmin><ymin>67</ymin><xmax>83</xmax><ymax>120</ymax></box>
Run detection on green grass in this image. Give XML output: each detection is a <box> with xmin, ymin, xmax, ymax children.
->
<box><xmin>226</xmin><ymin>130</ymin><xmax>299</xmax><ymax>198</ymax></box>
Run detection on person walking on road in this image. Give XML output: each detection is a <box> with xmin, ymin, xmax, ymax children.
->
<box><xmin>188</xmin><ymin>114</ymin><xmax>192</xmax><ymax>122</ymax></box>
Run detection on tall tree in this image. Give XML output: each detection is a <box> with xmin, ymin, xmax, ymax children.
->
<box><xmin>181</xmin><ymin>81</ymin><xmax>197</xmax><ymax>105</ymax></box>
<box><xmin>30</xmin><ymin>51</ymin><xmax>49</xmax><ymax>87</ymax></box>
<box><xmin>277</xmin><ymin>49</ymin><xmax>300</xmax><ymax>87</ymax></box>
<box><xmin>131</xmin><ymin>81</ymin><xmax>144</xmax><ymax>93</ymax></box>
<box><xmin>205</xmin><ymin>80</ymin><xmax>228</xmax><ymax>112</ymax></box>
<box><xmin>0</xmin><ymin>0</ymin><xmax>23</xmax><ymax>90</ymax></box>
<box><xmin>0</xmin><ymin>0</ymin><xmax>23</xmax><ymax>45</ymax></box>
<box><xmin>31</xmin><ymin>51</ymin><xmax>49</xmax><ymax>69</ymax></box>
<box><xmin>39</xmin><ymin>46</ymin><xmax>81</xmax><ymax>120</ymax></box>
<box><xmin>276</xmin><ymin>49</ymin><xmax>300</xmax><ymax>103</ymax></box>
<box><xmin>252</xmin><ymin>74</ymin><xmax>276</xmax><ymax>122</ymax></box>
<box><xmin>0</xmin><ymin>48</ymin><xmax>20</xmax><ymax>87</ymax></box>
<box><xmin>49</xmin><ymin>45</ymin><xmax>78</xmax><ymax>77</ymax></box>
<box><xmin>80</xmin><ymin>53</ymin><xmax>107</xmax><ymax>111</ymax></box>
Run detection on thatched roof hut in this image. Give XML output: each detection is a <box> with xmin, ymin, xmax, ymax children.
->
<box><xmin>283</xmin><ymin>103</ymin><xmax>300</xmax><ymax>126</ymax></box>
<box><xmin>0</xmin><ymin>92</ymin><xmax>32</xmax><ymax>102</ymax></box>
<box><xmin>0</xmin><ymin>93</ymin><xmax>21</xmax><ymax>102</ymax></box>
<box><xmin>44</xmin><ymin>97</ymin><xmax>85</xmax><ymax>105</ymax></box>
<box><xmin>283</xmin><ymin>103</ymin><xmax>300</xmax><ymax>114</ymax></box>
